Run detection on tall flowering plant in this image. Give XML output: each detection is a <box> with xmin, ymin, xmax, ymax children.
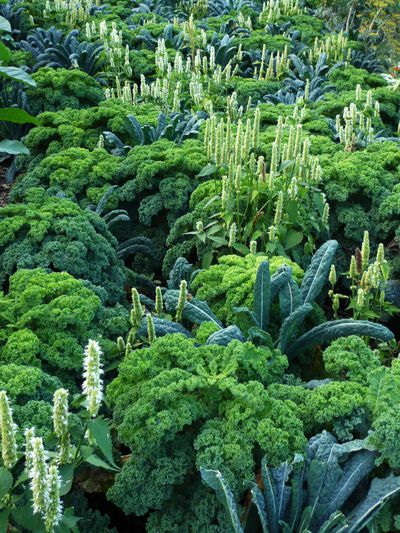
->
<box><xmin>0</xmin><ymin>340</ymin><xmax>119</xmax><ymax>532</ymax></box>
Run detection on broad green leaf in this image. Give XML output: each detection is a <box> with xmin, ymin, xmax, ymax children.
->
<box><xmin>11</xmin><ymin>501</ymin><xmax>44</xmax><ymax>531</ymax></box>
<box><xmin>85</xmin><ymin>453</ymin><xmax>120</xmax><ymax>471</ymax></box>
<box><xmin>0</xmin><ymin>66</ymin><xmax>36</xmax><ymax>86</ymax></box>
<box><xmin>0</xmin><ymin>41</ymin><xmax>11</xmax><ymax>62</ymax></box>
<box><xmin>57</xmin><ymin>507</ymin><xmax>81</xmax><ymax>532</ymax></box>
<box><xmin>0</xmin><ymin>468</ymin><xmax>12</xmax><ymax>499</ymax></box>
<box><xmin>0</xmin><ymin>511</ymin><xmax>10</xmax><ymax>533</ymax></box>
<box><xmin>200</xmin><ymin>468</ymin><xmax>244</xmax><ymax>533</ymax></box>
<box><xmin>0</xmin><ymin>16</ymin><xmax>11</xmax><ymax>32</ymax></box>
<box><xmin>232</xmin><ymin>242</ymin><xmax>250</xmax><ymax>254</ymax></box>
<box><xmin>0</xmin><ymin>107</ymin><xmax>39</xmax><ymax>124</ymax></box>
<box><xmin>0</xmin><ymin>139</ymin><xmax>29</xmax><ymax>155</ymax></box>
<box><xmin>59</xmin><ymin>464</ymin><xmax>74</xmax><ymax>496</ymax></box>
<box><xmin>254</xmin><ymin>261</ymin><xmax>271</xmax><ymax>331</ymax></box>
<box><xmin>197</xmin><ymin>164</ymin><xmax>217</xmax><ymax>177</ymax></box>
<box><xmin>301</xmin><ymin>240</ymin><xmax>339</xmax><ymax>305</ymax></box>
<box><xmin>87</xmin><ymin>417</ymin><xmax>119</xmax><ymax>470</ymax></box>
<box><xmin>285</xmin><ymin>230</ymin><xmax>303</xmax><ymax>250</ymax></box>
<box><xmin>202</xmin><ymin>250</ymin><xmax>213</xmax><ymax>269</ymax></box>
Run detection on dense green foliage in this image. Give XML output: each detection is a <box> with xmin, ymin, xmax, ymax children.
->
<box><xmin>107</xmin><ymin>334</ymin><xmax>306</xmax><ymax>529</ymax></box>
<box><xmin>192</xmin><ymin>253</ymin><xmax>303</xmax><ymax>323</ymax></box>
<box><xmin>0</xmin><ymin>268</ymin><xmax>128</xmax><ymax>384</ymax></box>
<box><xmin>0</xmin><ymin>188</ymin><xmax>126</xmax><ymax>302</ymax></box>
<box><xmin>0</xmin><ymin>0</ymin><xmax>399</xmax><ymax>530</ymax></box>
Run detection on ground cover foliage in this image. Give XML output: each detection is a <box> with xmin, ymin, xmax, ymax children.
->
<box><xmin>0</xmin><ymin>0</ymin><xmax>399</xmax><ymax>531</ymax></box>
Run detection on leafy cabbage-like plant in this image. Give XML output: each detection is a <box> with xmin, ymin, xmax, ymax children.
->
<box><xmin>212</xmin><ymin>240</ymin><xmax>394</xmax><ymax>356</ymax></box>
<box><xmin>134</xmin><ymin>241</ymin><xmax>394</xmax><ymax>356</ymax></box>
<box><xmin>201</xmin><ymin>431</ymin><xmax>400</xmax><ymax>532</ymax></box>
<box><xmin>20</xmin><ymin>27</ymin><xmax>104</xmax><ymax>78</ymax></box>
<box><xmin>103</xmin><ymin>111</ymin><xmax>205</xmax><ymax>155</ymax></box>
<box><xmin>265</xmin><ymin>53</ymin><xmax>338</xmax><ymax>104</ymax></box>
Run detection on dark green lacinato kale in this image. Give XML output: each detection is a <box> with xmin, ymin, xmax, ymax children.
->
<box><xmin>26</xmin><ymin>68</ymin><xmax>105</xmax><ymax>115</ymax></box>
<box><xmin>202</xmin><ymin>431</ymin><xmax>400</xmax><ymax>532</ymax></box>
<box><xmin>0</xmin><ymin>268</ymin><xmax>129</xmax><ymax>385</ymax></box>
<box><xmin>0</xmin><ymin>188</ymin><xmax>126</xmax><ymax>303</ymax></box>
<box><xmin>145</xmin><ymin>242</ymin><xmax>394</xmax><ymax>358</ymax></box>
<box><xmin>107</xmin><ymin>334</ymin><xmax>306</xmax><ymax>531</ymax></box>
<box><xmin>20</xmin><ymin>27</ymin><xmax>105</xmax><ymax>78</ymax></box>
<box><xmin>264</xmin><ymin>53</ymin><xmax>338</xmax><ymax>104</ymax></box>
<box><xmin>103</xmin><ymin>111</ymin><xmax>205</xmax><ymax>155</ymax></box>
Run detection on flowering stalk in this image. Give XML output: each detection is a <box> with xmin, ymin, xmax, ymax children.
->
<box><xmin>155</xmin><ymin>286</ymin><xmax>164</xmax><ymax>316</ymax></box>
<box><xmin>45</xmin><ymin>463</ymin><xmax>63</xmax><ymax>533</ymax></box>
<box><xmin>29</xmin><ymin>436</ymin><xmax>48</xmax><ymax>515</ymax></box>
<box><xmin>82</xmin><ymin>340</ymin><xmax>104</xmax><ymax>418</ymax></box>
<box><xmin>0</xmin><ymin>390</ymin><xmax>17</xmax><ymax>469</ymax></box>
<box><xmin>176</xmin><ymin>280</ymin><xmax>187</xmax><ymax>323</ymax></box>
<box><xmin>131</xmin><ymin>288</ymin><xmax>143</xmax><ymax>327</ymax></box>
<box><xmin>147</xmin><ymin>314</ymin><xmax>156</xmax><ymax>343</ymax></box>
<box><xmin>52</xmin><ymin>389</ymin><xmax>71</xmax><ymax>464</ymax></box>
<box><xmin>25</xmin><ymin>427</ymin><xmax>35</xmax><ymax>473</ymax></box>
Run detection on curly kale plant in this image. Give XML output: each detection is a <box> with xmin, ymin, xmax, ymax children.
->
<box><xmin>320</xmin><ymin>141</ymin><xmax>400</xmax><ymax>259</ymax></box>
<box><xmin>0</xmin><ymin>188</ymin><xmax>126</xmax><ymax>303</ymax></box>
<box><xmin>21</xmin><ymin>100</ymin><xmax>162</xmax><ymax>159</ymax></box>
<box><xmin>11</xmin><ymin>146</ymin><xmax>122</xmax><ymax>205</ymax></box>
<box><xmin>107</xmin><ymin>334</ymin><xmax>306</xmax><ymax>531</ymax></box>
<box><xmin>191</xmin><ymin>253</ymin><xmax>304</xmax><ymax>324</ymax></box>
<box><xmin>26</xmin><ymin>68</ymin><xmax>105</xmax><ymax>115</ymax></box>
<box><xmin>0</xmin><ymin>363</ymin><xmax>62</xmax><ymax>405</ymax></box>
<box><xmin>0</xmin><ymin>268</ymin><xmax>128</xmax><ymax>385</ymax></box>
<box><xmin>202</xmin><ymin>431</ymin><xmax>400</xmax><ymax>532</ymax></box>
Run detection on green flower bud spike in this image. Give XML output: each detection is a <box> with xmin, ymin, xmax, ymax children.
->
<box><xmin>147</xmin><ymin>314</ymin><xmax>156</xmax><ymax>343</ymax></box>
<box><xmin>176</xmin><ymin>280</ymin><xmax>187</xmax><ymax>323</ymax></box>
<box><xmin>155</xmin><ymin>286</ymin><xmax>163</xmax><ymax>316</ymax></box>
<box><xmin>361</xmin><ymin>231</ymin><xmax>370</xmax><ymax>272</ymax></box>
<box><xmin>29</xmin><ymin>436</ymin><xmax>48</xmax><ymax>515</ymax></box>
<box><xmin>45</xmin><ymin>463</ymin><xmax>62</xmax><ymax>533</ymax></box>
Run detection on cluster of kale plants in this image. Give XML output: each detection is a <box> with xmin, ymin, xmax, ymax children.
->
<box><xmin>0</xmin><ymin>0</ymin><xmax>399</xmax><ymax>531</ymax></box>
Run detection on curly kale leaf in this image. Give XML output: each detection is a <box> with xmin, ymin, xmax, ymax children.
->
<box><xmin>107</xmin><ymin>335</ymin><xmax>302</xmax><ymax>525</ymax></box>
<box><xmin>0</xmin><ymin>189</ymin><xmax>126</xmax><ymax>303</ymax></box>
<box><xmin>191</xmin><ymin>253</ymin><xmax>303</xmax><ymax>324</ymax></box>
